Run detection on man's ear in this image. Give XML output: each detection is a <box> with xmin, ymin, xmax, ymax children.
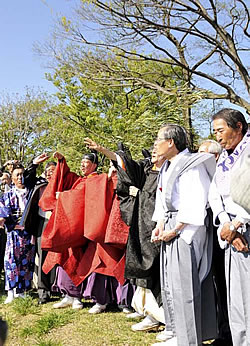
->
<box><xmin>168</xmin><ymin>138</ymin><xmax>174</xmax><ymax>147</ymax></box>
<box><xmin>236</xmin><ymin>121</ymin><xmax>243</xmax><ymax>131</ymax></box>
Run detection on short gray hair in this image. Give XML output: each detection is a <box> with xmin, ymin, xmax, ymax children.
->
<box><xmin>160</xmin><ymin>124</ymin><xmax>188</xmax><ymax>152</ymax></box>
<box><xmin>2</xmin><ymin>172</ymin><xmax>11</xmax><ymax>179</ymax></box>
<box><xmin>200</xmin><ymin>139</ymin><xmax>222</xmax><ymax>155</ymax></box>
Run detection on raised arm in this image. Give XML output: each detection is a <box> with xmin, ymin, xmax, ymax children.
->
<box><xmin>53</xmin><ymin>152</ymin><xmax>64</xmax><ymax>161</ymax></box>
<box><xmin>84</xmin><ymin>138</ymin><xmax>117</xmax><ymax>161</ymax></box>
<box><xmin>24</xmin><ymin>152</ymin><xmax>50</xmax><ymax>189</ymax></box>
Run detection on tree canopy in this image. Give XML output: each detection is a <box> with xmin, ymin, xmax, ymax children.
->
<box><xmin>47</xmin><ymin>0</ymin><xmax>249</xmax><ymax>113</ymax></box>
<box><xmin>47</xmin><ymin>57</ymin><xmax>198</xmax><ymax>160</ymax></box>
<box><xmin>0</xmin><ymin>89</ymin><xmax>53</xmax><ymax>166</ymax></box>
<box><xmin>0</xmin><ymin>89</ymin><xmax>90</xmax><ymax>172</ymax></box>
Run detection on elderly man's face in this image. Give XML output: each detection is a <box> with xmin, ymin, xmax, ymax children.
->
<box><xmin>151</xmin><ymin>141</ymin><xmax>166</xmax><ymax>167</ymax></box>
<box><xmin>155</xmin><ymin>128</ymin><xmax>172</xmax><ymax>159</ymax></box>
<box><xmin>213</xmin><ymin>118</ymin><xmax>243</xmax><ymax>151</ymax></box>
<box><xmin>45</xmin><ymin>165</ymin><xmax>56</xmax><ymax>181</ymax></box>
<box><xmin>12</xmin><ymin>168</ymin><xmax>24</xmax><ymax>189</ymax></box>
<box><xmin>81</xmin><ymin>158</ymin><xmax>97</xmax><ymax>176</ymax></box>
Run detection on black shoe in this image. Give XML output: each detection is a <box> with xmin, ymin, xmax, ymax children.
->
<box><xmin>212</xmin><ymin>339</ymin><xmax>233</xmax><ymax>346</ymax></box>
<box><xmin>38</xmin><ymin>297</ymin><xmax>49</xmax><ymax>305</ymax></box>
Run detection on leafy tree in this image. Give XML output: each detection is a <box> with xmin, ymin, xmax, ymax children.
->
<box><xmin>46</xmin><ymin>55</ymin><xmax>201</xmax><ymax>158</ymax></box>
<box><xmin>42</xmin><ymin>0</ymin><xmax>249</xmax><ymax>116</ymax></box>
<box><xmin>0</xmin><ymin>89</ymin><xmax>53</xmax><ymax>166</ymax></box>
<box><xmin>0</xmin><ymin>89</ymin><xmax>85</xmax><ymax>172</ymax></box>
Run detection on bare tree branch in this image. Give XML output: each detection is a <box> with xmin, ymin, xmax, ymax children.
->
<box><xmin>41</xmin><ymin>0</ymin><xmax>250</xmax><ymax>114</ymax></box>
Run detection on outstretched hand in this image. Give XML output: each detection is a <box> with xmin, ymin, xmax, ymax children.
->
<box><xmin>84</xmin><ymin>138</ymin><xmax>100</xmax><ymax>151</ymax></box>
<box><xmin>84</xmin><ymin>137</ymin><xmax>117</xmax><ymax>161</ymax></box>
<box><xmin>33</xmin><ymin>153</ymin><xmax>50</xmax><ymax>165</ymax></box>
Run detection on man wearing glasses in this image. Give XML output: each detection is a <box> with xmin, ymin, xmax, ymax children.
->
<box><xmin>151</xmin><ymin>124</ymin><xmax>216</xmax><ymax>345</ymax></box>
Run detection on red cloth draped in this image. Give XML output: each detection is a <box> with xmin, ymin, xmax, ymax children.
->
<box><xmin>39</xmin><ymin>158</ymin><xmax>129</xmax><ymax>285</ymax></box>
<box><xmin>105</xmin><ymin>195</ymin><xmax>130</xmax><ymax>249</ymax></box>
<box><xmin>39</xmin><ymin>158</ymin><xmax>79</xmax><ymax>211</ymax></box>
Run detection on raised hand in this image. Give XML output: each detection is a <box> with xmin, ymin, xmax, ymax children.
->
<box><xmin>84</xmin><ymin>138</ymin><xmax>100</xmax><ymax>151</ymax></box>
<box><xmin>33</xmin><ymin>153</ymin><xmax>50</xmax><ymax>165</ymax></box>
<box><xmin>53</xmin><ymin>152</ymin><xmax>64</xmax><ymax>160</ymax></box>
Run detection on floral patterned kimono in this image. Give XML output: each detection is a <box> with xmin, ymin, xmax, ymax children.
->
<box><xmin>0</xmin><ymin>186</ymin><xmax>35</xmax><ymax>293</ymax></box>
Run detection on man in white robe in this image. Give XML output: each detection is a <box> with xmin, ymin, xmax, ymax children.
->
<box><xmin>199</xmin><ymin>140</ymin><xmax>233</xmax><ymax>345</ymax></box>
<box><xmin>209</xmin><ymin>108</ymin><xmax>250</xmax><ymax>346</ymax></box>
<box><xmin>151</xmin><ymin>124</ymin><xmax>216</xmax><ymax>346</ymax></box>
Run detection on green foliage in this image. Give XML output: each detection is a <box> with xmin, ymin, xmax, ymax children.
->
<box><xmin>20</xmin><ymin>311</ymin><xmax>74</xmax><ymax>337</ymax></box>
<box><xmin>11</xmin><ymin>295</ymin><xmax>39</xmax><ymax>316</ymax></box>
<box><xmin>0</xmin><ymin>88</ymin><xmax>89</xmax><ymax>173</ymax></box>
<box><xmin>0</xmin><ymin>285</ymin><xmax>162</xmax><ymax>346</ymax></box>
<box><xmin>35</xmin><ymin>311</ymin><xmax>74</xmax><ymax>335</ymax></box>
<box><xmin>0</xmin><ymin>89</ymin><xmax>55</xmax><ymax>167</ymax></box>
<box><xmin>47</xmin><ymin>55</ymin><xmax>196</xmax><ymax>161</ymax></box>
<box><xmin>19</xmin><ymin>326</ymin><xmax>33</xmax><ymax>337</ymax></box>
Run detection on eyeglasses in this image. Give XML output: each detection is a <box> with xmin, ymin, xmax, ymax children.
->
<box><xmin>155</xmin><ymin>137</ymin><xmax>166</xmax><ymax>142</ymax></box>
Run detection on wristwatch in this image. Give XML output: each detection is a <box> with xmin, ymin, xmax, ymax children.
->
<box><xmin>229</xmin><ymin>223</ymin><xmax>236</xmax><ymax>232</ymax></box>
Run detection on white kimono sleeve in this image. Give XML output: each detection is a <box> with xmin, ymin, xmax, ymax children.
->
<box><xmin>208</xmin><ymin>178</ymin><xmax>230</xmax><ymax>226</ymax></box>
<box><xmin>152</xmin><ymin>186</ymin><xmax>165</xmax><ymax>222</ymax></box>
<box><xmin>176</xmin><ymin>165</ymin><xmax>210</xmax><ymax>226</ymax></box>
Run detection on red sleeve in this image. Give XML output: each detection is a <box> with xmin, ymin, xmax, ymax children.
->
<box><xmin>83</xmin><ymin>174</ymin><xmax>114</xmax><ymax>242</ymax></box>
<box><xmin>39</xmin><ymin>158</ymin><xmax>79</xmax><ymax>211</ymax></box>
<box><xmin>41</xmin><ymin>174</ymin><xmax>114</xmax><ymax>252</ymax></box>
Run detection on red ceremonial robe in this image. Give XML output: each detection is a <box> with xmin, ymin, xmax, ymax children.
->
<box><xmin>39</xmin><ymin>158</ymin><xmax>129</xmax><ymax>286</ymax></box>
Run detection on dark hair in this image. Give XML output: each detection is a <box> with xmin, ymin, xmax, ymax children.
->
<box><xmin>12</xmin><ymin>163</ymin><xmax>24</xmax><ymax>171</ymax></box>
<box><xmin>161</xmin><ymin>124</ymin><xmax>188</xmax><ymax>152</ymax></box>
<box><xmin>0</xmin><ymin>317</ymin><xmax>8</xmax><ymax>344</ymax></box>
<box><xmin>45</xmin><ymin>161</ymin><xmax>57</xmax><ymax>170</ymax></box>
<box><xmin>212</xmin><ymin>108</ymin><xmax>248</xmax><ymax>135</ymax></box>
<box><xmin>82</xmin><ymin>152</ymin><xmax>98</xmax><ymax>167</ymax></box>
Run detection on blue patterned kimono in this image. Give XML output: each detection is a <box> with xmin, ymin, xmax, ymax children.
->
<box><xmin>0</xmin><ymin>186</ymin><xmax>35</xmax><ymax>292</ymax></box>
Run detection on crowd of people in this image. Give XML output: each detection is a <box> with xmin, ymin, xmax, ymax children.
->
<box><xmin>0</xmin><ymin>107</ymin><xmax>249</xmax><ymax>346</ymax></box>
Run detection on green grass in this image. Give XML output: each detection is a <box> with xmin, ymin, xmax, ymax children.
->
<box><xmin>20</xmin><ymin>310</ymin><xmax>75</xmax><ymax>337</ymax></box>
<box><xmin>12</xmin><ymin>295</ymin><xmax>40</xmax><ymax>316</ymax></box>
<box><xmin>36</xmin><ymin>340</ymin><xmax>62</xmax><ymax>346</ymax></box>
<box><xmin>0</xmin><ymin>286</ymin><xmax>162</xmax><ymax>345</ymax></box>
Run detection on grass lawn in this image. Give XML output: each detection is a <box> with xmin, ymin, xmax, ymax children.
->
<box><xmin>0</xmin><ymin>279</ymin><xmax>162</xmax><ymax>346</ymax></box>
